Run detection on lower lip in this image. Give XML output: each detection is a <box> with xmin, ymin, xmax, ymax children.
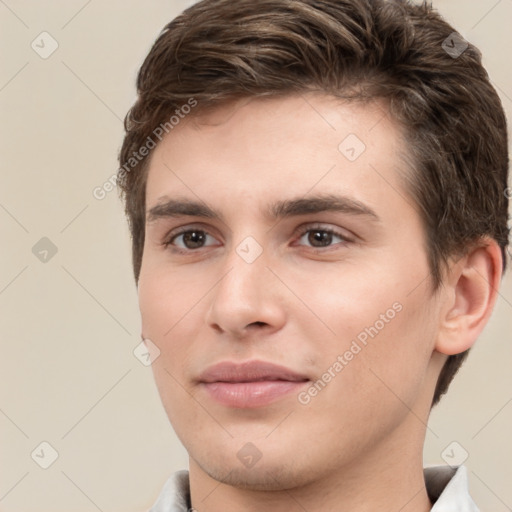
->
<box><xmin>201</xmin><ymin>380</ymin><xmax>309</xmax><ymax>408</ymax></box>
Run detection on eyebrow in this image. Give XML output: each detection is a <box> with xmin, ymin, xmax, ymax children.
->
<box><xmin>146</xmin><ymin>193</ymin><xmax>380</xmax><ymax>224</ymax></box>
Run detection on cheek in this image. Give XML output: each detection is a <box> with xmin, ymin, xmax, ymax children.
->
<box><xmin>138</xmin><ymin>278</ymin><xmax>169</xmax><ymax>339</ymax></box>
<box><xmin>138</xmin><ymin>260</ymin><xmax>202</xmax><ymax>339</ymax></box>
<box><xmin>286</xmin><ymin>265</ymin><xmax>401</xmax><ymax>347</ymax></box>
<box><xmin>138</xmin><ymin>264</ymin><xmax>210</xmax><ymax>389</ymax></box>
<box><xmin>294</xmin><ymin>297</ymin><xmax>436</xmax><ymax>448</ymax></box>
<box><xmin>295</xmin><ymin>257</ymin><xmax>436</xmax><ymax>396</ymax></box>
<box><xmin>138</xmin><ymin>269</ymin><xmax>201</xmax><ymax>427</ymax></box>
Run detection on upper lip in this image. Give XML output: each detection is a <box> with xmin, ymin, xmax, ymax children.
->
<box><xmin>198</xmin><ymin>360</ymin><xmax>310</xmax><ymax>383</ymax></box>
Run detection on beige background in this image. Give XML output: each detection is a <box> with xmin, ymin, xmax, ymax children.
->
<box><xmin>0</xmin><ymin>1</ymin><xmax>511</xmax><ymax>510</ymax></box>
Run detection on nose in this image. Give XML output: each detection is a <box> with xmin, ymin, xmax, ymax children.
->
<box><xmin>205</xmin><ymin>244</ymin><xmax>287</xmax><ymax>339</ymax></box>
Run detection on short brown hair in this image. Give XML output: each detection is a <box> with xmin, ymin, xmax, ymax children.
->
<box><xmin>117</xmin><ymin>0</ymin><xmax>509</xmax><ymax>406</ymax></box>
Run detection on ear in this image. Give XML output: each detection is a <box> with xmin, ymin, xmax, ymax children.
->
<box><xmin>435</xmin><ymin>238</ymin><xmax>503</xmax><ymax>356</ymax></box>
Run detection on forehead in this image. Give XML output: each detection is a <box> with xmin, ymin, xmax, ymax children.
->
<box><xmin>144</xmin><ymin>94</ymin><xmax>411</xmax><ymax>216</ymax></box>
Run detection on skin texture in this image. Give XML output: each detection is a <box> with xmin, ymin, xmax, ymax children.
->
<box><xmin>138</xmin><ymin>94</ymin><xmax>502</xmax><ymax>512</ymax></box>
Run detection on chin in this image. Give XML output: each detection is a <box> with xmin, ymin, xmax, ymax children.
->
<box><xmin>195</xmin><ymin>455</ymin><xmax>311</xmax><ymax>491</ymax></box>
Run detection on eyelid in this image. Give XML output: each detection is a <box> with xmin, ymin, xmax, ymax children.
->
<box><xmin>292</xmin><ymin>223</ymin><xmax>355</xmax><ymax>247</ymax></box>
<box><xmin>163</xmin><ymin>221</ymin><xmax>355</xmax><ymax>252</ymax></box>
<box><xmin>163</xmin><ymin>223</ymin><xmax>222</xmax><ymax>247</ymax></box>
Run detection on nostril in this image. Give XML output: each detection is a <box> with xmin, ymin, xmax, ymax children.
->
<box><xmin>249</xmin><ymin>321</ymin><xmax>267</xmax><ymax>328</ymax></box>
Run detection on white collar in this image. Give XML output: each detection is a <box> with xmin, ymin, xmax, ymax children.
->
<box><xmin>150</xmin><ymin>465</ymin><xmax>479</xmax><ymax>511</ymax></box>
<box><xmin>425</xmin><ymin>465</ymin><xmax>479</xmax><ymax>511</ymax></box>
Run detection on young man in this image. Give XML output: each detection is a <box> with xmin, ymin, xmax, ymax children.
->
<box><xmin>117</xmin><ymin>0</ymin><xmax>509</xmax><ymax>510</ymax></box>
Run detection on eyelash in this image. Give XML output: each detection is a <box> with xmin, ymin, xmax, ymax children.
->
<box><xmin>163</xmin><ymin>224</ymin><xmax>353</xmax><ymax>254</ymax></box>
<box><xmin>294</xmin><ymin>225</ymin><xmax>352</xmax><ymax>250</ymax></box>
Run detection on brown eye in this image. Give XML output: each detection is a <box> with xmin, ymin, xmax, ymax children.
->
<box><xmin>307</xmin><ymin>230</ymin><xmax>334</xmax><ymax>247</ymax></box>
<box><xmin>297</xmin><ymin>227</ymin><xmax>349</xmax><ymax>249</ymax></box>
<box><xmin>168</xmin><ymin>230</ymin><xmax>217</xmax><ymax>250</ymax></box>
<box><xmin>183</xmin><ymin>231</ymin><xmax>206</xmax><ymax>248</ymax></box>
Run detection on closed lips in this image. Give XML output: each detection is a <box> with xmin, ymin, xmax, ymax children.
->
<box><xmin>198</xmin><ymin>360</ymin><xmax>310</xmax><ymax>383</ymax></box>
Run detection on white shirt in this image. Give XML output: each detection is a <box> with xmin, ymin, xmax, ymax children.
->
<box><xmin>149</xmin><ymin>465</ymin><xmax>479</xmax><ymax>511</ymax></box>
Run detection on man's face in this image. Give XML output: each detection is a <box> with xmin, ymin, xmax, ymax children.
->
<box><xmin>139</xmin><ymin>95</ymin><xmax>445</xmax><ymax>489</ymax></box>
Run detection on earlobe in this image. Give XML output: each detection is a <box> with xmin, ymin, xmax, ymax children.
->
<box><xmin>435</xmin><ymin>239</ymin><xmax>503</xmax><ymax>356</ymax></box>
